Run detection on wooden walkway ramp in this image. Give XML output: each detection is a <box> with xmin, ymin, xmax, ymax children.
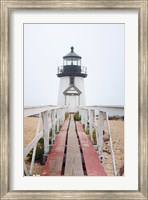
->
<box><xmin>40</xmin><ymin>114</ymin><xmax>106</xmax><ymax>176</ymax></box>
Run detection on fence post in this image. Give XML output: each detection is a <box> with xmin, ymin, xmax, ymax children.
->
<box><xmin>97</xmin><ymin>111</ymin><xmax>104</xmax><ymax>162</ymax></box>
<box><xmin>42</xmin><ymin>111</ymin><xmax>49</xmax><ymax>162</ymax></box>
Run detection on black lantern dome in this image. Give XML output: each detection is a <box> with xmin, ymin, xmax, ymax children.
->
<box><xmin>63</xmin><ymin>46</ymin><xmax>81</xmax><ymax>59</ymax></box>
<box><xmin>57</xmin><ymin>47</ymin><xmax>87</xmax><ymax>78</ymax></box>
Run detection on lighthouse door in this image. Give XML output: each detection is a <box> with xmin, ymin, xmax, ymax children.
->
<box><xmin>64</xmin><ymin>85</ymin><xmax>81</xmax><ymax>112</ymax></box>
<box><xmin>66</xmin><ymin>95</ymin><xmax>79</xmax><ymax>112</ymax></box>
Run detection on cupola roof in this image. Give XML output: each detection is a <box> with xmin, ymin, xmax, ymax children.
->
<box><xmin>63</xmin><ymin>47</ymin><xmax>81</xmax><ymax>59</ymax></box>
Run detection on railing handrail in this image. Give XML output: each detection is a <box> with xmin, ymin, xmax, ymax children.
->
<box><xmin>24</xmin><ymin>105</ymin><xmax>66</xmax><ymax>117</ymax></box>
<box><xmin>24</xmin><ymin>105</ymin><xmax>68</xmax><ymax>175</ymax></box>
<box><xmin>78</xmin><ymin>105</ymin><xmax>124</xmax><ymax>117</ymax></box>
<box><xmin>80</xmin><ymin>105</ymin><xmax>124</xmax><ymax>109</ymax></box>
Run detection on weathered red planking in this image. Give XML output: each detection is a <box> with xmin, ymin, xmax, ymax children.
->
<box><xmin>41</xmin><ymin>117</ymin><xmax>106</xmax><ymax>176</ymax></box>
<box><xmin>40</xmin><ymin>118</ymin><xmax>69</xmax><ymax>176</ymax></box>
<box><xmin>60</xmin><ymin>119</ymin><xmax>69</xmax><ymax>131</ymax></box>
<box><xmin>76</xmin><ymin>121</ymin><xmax>106</xmax><ymax>176</ymax></box>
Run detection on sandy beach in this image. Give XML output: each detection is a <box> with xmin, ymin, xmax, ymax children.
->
<box><xmin>24</xmin><ymin>117</ymin><xmax>124</xmax><ymax>176</ymax></box>
<box><xmin>103</xmin><ymin>119</ymin><xmax>124</xmax><ymax>176</ymax></box>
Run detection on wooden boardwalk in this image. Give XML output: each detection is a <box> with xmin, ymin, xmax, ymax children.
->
<box><xmin>40</xmin><ymin>114</ymin><xmax>106</xmax><ymax>176</ymax></box>
<box><xmin>64</xmin><ymin>115</ymin><xmax>84</xmax><ymax>176</ymax></box>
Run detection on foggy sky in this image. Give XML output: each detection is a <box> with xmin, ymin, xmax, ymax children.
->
<box><xmin>24</xmin><ymin>24</ymin><xmax>124</xmax><ymax>106</ymax></box>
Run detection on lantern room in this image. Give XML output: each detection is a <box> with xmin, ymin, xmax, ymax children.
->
<box><xmin>57</xmin><ymin>47</ymin><xmax>87</xmax><ymax>78</ymax></box>
<box><xmin>63</xmin><ymin>46</ymin><xmax>81</xmax><ymax>66</ymax></box>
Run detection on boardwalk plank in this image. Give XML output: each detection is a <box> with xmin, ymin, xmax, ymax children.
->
<box><xmin>40</xmin><ymin>130</ymin><xmax>67</xmax><ymax>176</ymax></box>
<box><xmin>41</xmin><ymin>115</ymin><xmax>106</xmax><ymax>176</ymax></box>
<box><xmin>76</xmin><ymin>121</ymin><xmax>106</xmax><ymax>176</ymax></box>
<box><xmin>40</xmin><ymin>118</ymin><xmax>69</xmax><ymax>176</ymax></box>
<box><xmin>64</xmin><ymin>116</ymin><xmax>84</xmax><ymax>176</ymax></box>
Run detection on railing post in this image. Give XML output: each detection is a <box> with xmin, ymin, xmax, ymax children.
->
<box><xmin>105</xmin><ymin>112</ymin><xmax>117</xmax><ymax>176</ymax></box>
<box><xmin>77</xmin><ymin>106</ymin><xmax>80</xmax><ymax>115</ymax></box>
<box><xmin>62</xmin><ymin>108</ymin><xmax>65</xmax><ymax>123</ymax></box>
<box><xmin>64</xmin><ymin>106</ymin><xmax>68</xmax><ymax>118</ymax></box>
<box><xmin>95</xmin><ymin>109</ymin><xmax>99</xmax><ymax>147</ymax></box>
<box><xmin>42</xmin><ymin>111</ymin><xmax>49</xmax><ymax>162</ymax></box>
<box><xmin>51</xmin><ymin>109</ymin><xmax>56</xmax><ymax>144</ymax></box>
<box><xmin>29</xmin><ymin>114</ymin><xmax>41</xmax><ymax>175</ymax></box>
<box><xmin>117</xmin><ymin>163</ymin><xmax>124</xmax><ymax>176</ymax></box>
<box><xmin>24</xmin><ymin>162</ymin><xmax>29</xmax><ymax>176</ymax></box>
<box><xmin>97</xmin><ymin>111</ymin><xmax>104</xmax><ymax>162</ymax></box>
<box><xmin>59</xmin><ymin>109</ymin><xmax>62</xmax><ymax>126</ymax></box>
<box><xmin>84</xmin><ymin>109</ymin><xmax>88</xmax><ymax>131</ymax></box>
<box><xmin>48</xmin><ymin>111</ymin><xmax>52</xmax><ymax>130</ymax></box>
<box><xmin>56</xmin><ymin>109</ymin><xmax>60</xmax><ymax>133</ymax></box>
<box><xmin>89</xmin><ymin>109</ymin><xmax>93</xmax><ymax>142</ymax></box>
<box><xmin>81</xmin><ymin>108</ymin><xmax>83</xmax><ymax>123</ymax></box>
<box><xmin>95</xmin><ymin>109</ymin><xmax>98</xmax><ymax>125</ymax></box>
<box><xmin>79</xmin><ymin>107</ymin><xmax>82</xmax><ymax>117</ymax></box>
<box><xmin>81</xmin><ymin>109</ymin><xmax>84</xmax><ymax>125</ymax></box>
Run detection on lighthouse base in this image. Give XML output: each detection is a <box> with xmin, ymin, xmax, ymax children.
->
<box><xmin>57</xmin><ymin>77</ymin><xmax>86</xmax><ymax>108</ymax></box>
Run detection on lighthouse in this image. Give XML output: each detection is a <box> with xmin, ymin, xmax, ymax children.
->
<box><xmin>57</xmin><ymin>47</ymin><xmax>87</xmax><ymax>112</ymax></box>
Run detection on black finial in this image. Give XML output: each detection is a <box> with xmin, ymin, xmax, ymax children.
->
<box><xmin>71</xmin><ymin>46</ymin><xmax>74</xmax><ymax>52</ymax></box>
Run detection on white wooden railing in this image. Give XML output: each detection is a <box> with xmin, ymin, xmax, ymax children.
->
<box><xmin>77</xmin><ymin>105</ymin><xmax>124</xmax><ymax>176</ymax></box>
<box><xmin>24</xmin><ymin>105</ymin><xmax>124</xmax><ymax>176</ymax></box>
<box><xmin>24</xmin><ymin>105</ymin><xmax>68</xmax><ymax>176</ymax></box>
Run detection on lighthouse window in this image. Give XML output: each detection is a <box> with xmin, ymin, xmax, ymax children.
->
<box><xmin>70</xmin><ymin>77</ymin><xmax>74</xmax><ymax>85</ymax></box>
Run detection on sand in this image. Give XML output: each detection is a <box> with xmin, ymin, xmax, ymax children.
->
<box><xmin>24</xmin><ymin>117</ymin><xmax>43</xmax><ymax>148</ymax></box>
<box><xmin>24</xmin><ymin>117</ymin><xmax>43</xmax><ymax>175</ymax></box>
<box><xmin>102</xmin><ymin>119</ymin><xmax>124</xmax><ymax>176</ymax></box>
<box><xmin>24</xmin><ymin>117</ymin><xmax>124</xmax><ymax>176</ymax></box>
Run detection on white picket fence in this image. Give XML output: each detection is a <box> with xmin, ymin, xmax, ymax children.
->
<box><xmin>24</xmin><ymin>105</ymin><xmax>68</xmax><ymax>176</ymax></box>
<box><xmin>77</xmin><ymin>105</ymin><xmax>124</xmax><ymax>176</ymax></box>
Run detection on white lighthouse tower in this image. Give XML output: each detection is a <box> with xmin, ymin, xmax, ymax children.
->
<box><xmin>57</xmin><ymin>47</ymin><xmax>87</xmax><ymax>112</ymax></box>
